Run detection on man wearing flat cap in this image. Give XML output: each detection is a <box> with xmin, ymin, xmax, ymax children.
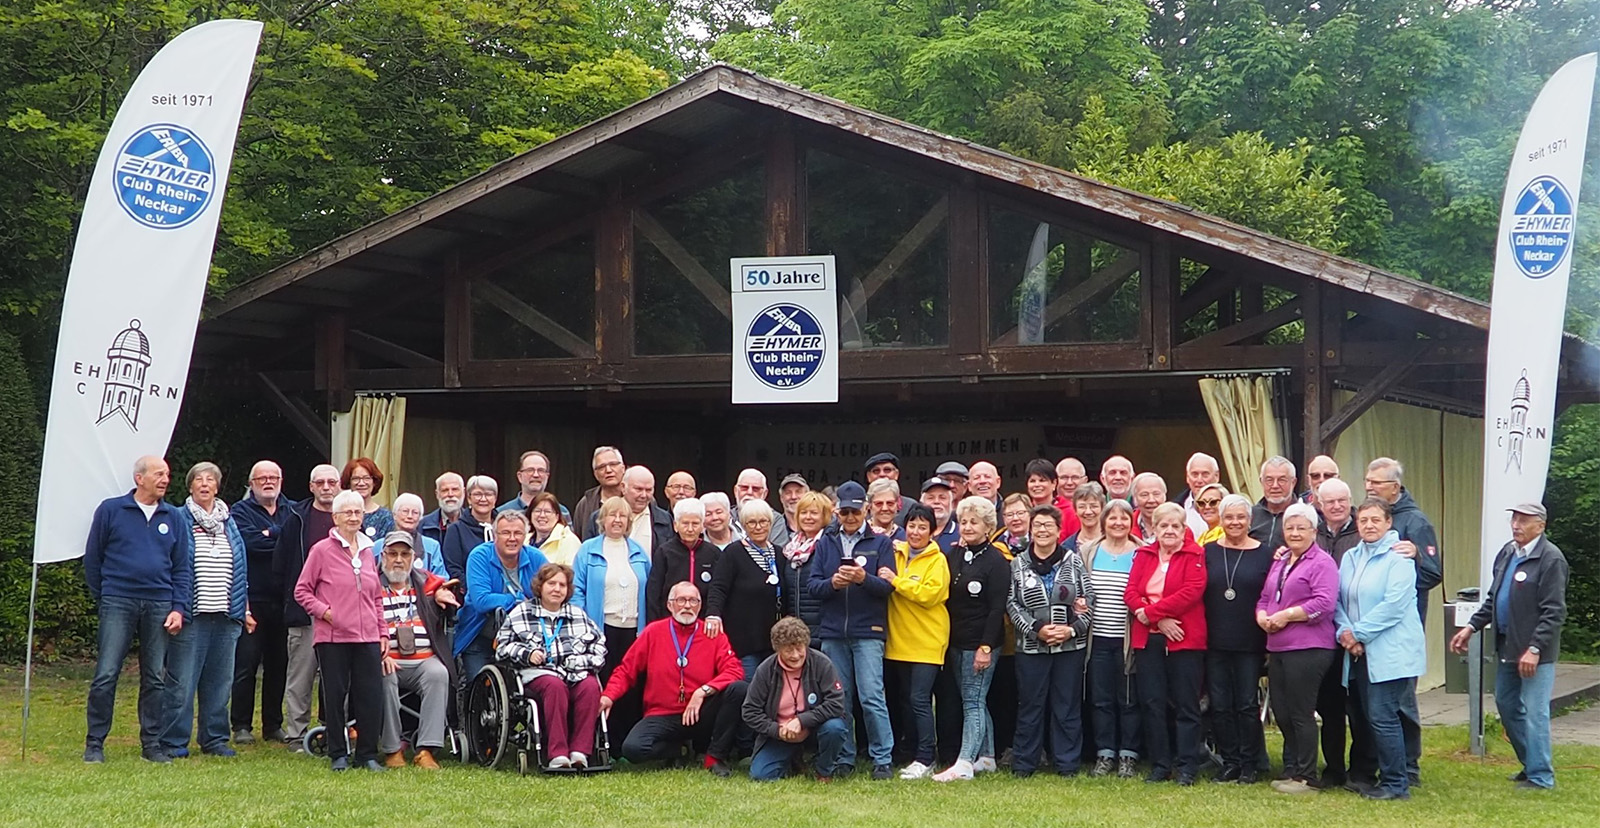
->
<box><xmin>935</xmin><ymin>462</ymin><xmax>969</xmax><ymax>500</ymax></box>
<box><xmin>863</xmin><ymin>452</ymin><xmax>918</xmax><ymax>520</ymax></box>
<box><xmin>1451</xmin><ymin>502</ymin><xmax>1568</xmax><ymax>791</ymax></box>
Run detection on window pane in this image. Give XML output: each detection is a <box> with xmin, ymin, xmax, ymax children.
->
<box><xmin>634</xmin><ymin>162</ymin><xmax>765</xmax><ymax>355</ymax></box>
<box><xmin>988</xmin><ymin>208</ymin><xmax>1141</xmax><ymax>344</ymax></box>
<box><xmin>807</xmin><ymin>150</ymin><xmax>948</xmax><ymax>348</ymax></box>
<box><xmin>471</xmin><ymin>233</ymin><xmax>595</xmax><ymax>360</ymax></box>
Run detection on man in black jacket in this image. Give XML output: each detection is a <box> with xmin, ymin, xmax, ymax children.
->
<box><xmin>742</xmin><ymin>617</ymin><xmax>848</xmax><ymax>781</ymax></box>
<box><xmin>1453</xmin><ymin>503</ymin><xmax>1568</xmax><ymax>791</ymax></box>
<box><xmin>1365</xmin><ymin>457</ymin><xmax>1443</xmax><ymax>625</ymax></box>
<box><xmin>1249</xmin><ymin>456</ymin><xmax>1297</xmax><ymax>550</ymax></box>
<box><xmin>271</xmin><ymin>463</ymin><xmax>340</xmax><ymax>743</ymax></box>
<box><xmin>230</xmin><ymin>460</ymin><xmax>297</xmax><ymax>745</ymax></box>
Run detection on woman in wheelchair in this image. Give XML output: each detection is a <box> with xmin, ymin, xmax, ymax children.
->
<box><xmin>495</xmin><ymin>563</ymin><xmax>608</xmax><ymax>769</ymax></box>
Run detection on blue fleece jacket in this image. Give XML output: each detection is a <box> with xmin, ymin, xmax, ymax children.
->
<box><xmin>455</xmin><ymin>542</ymin><xmax>548</xmax><ymax>657</ymax></box>
<box><xmin>808</xmin><ymin>524</ymin><xmax>896</xmax><ymax>640</ymax></box>
<box><xmin>84</xmin><ymin>492</ymin><xmax>192</xmax><ymax>614</ymax></box>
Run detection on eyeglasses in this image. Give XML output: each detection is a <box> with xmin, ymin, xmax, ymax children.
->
<box><xmin>495</xmin><ymin>530</ymin><xmax>524</xmax><ymax>539</ymax></box>
<box><xmin>1364</xmin><ymin>477</ymin><xmax>1397</xmax><ymax>487</ymax></box>
<box><xmin>1195</xmin><ymin>498</ymin><xmax>1221</xmax><ymax>508</ymax></box>
<box><xmin>335</xmin><ymin>509</ymin><xmax>364</xmax><ymax>517</ymax></box>
<box><xmin>593</xmin><ymin>460</ymin><xmax>623</xmax><ymax>472</ymax></box>
<box><xmin>519</xmin><ymin>467</ymin><xmax>548</xmax><ymax>476</ymax></box>
<box><xmin>468</xmin><ymin>491</ymin><xmax>496</xmax><ymax>499</ymax></box>
<box><xmin>531</xmin><ymin>508</ymin><xmax>558</xmax><ymax>517</ymax></box>
<box><xmin>744</xmin><ymin>518</ymin><xmax>772</xmax><ymax>527</ymax></box>
<box><xmin>311</xmin><ymin>479</ymin><xmax>340</xmax><ymax>488</ymax></box>
<box><xmin>1308</xmin><ymin>472</ymin><xmax>1336</xmax><ymax>480</ymax></box>
<box><xmin>349</xmin><ymin>475</ymin><xmax>374</xmax><ymax>484</ymax></box>
<box><xmin>250</xmin><ymin>475</ymin><xmax>282</xmax><ymax>483</ymax></box>
<box><xmin>669</xmin><ymin>597</ymin><xmax>702</xmax><ymax>606</ymax></box>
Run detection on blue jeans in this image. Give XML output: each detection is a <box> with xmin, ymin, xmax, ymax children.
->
<box><xmin>750</xmin><ymin>717</ymin><xmax>850</xmax><ymax>780</ymax></box>
<box><xmin>1496</xmin><ymin>660</ymin><xmax>1556</xmax><ymax>788</ymax></box>
<box><xmin>1349</xmin><ymin>659</ymin><xmax>1420</xmax><ymax>796</ymax></box>
<box><xmin>1088</xmin><ymin>639</ymin><xmax>1139</xmax><ymax>759</ymax></box>
<box><xmin>820</xmin><ymin>638</ymin><xmax>893</xmax><ymax>768</ymax></box>
<box><xmin>891</xmin><ymin>660</ymin><xmax>940</xmax><ymax>764</ymax></box>
<box><xmin>87</xmin><ymin>596</ymin><xmax>172</xmax><ymax>750</ymax></box>
<box><xmin>740</xmin><ymin>651</ymin><xmax>773</xmax><ymax>682</ymax></box>
<box><xmin>1014</xmin><ymin>648</ymin><xmax>1086</xmax><ymax>774</ymax></box>
<box><xmin>950</xmin><ymin>649</ymin><xmax>996</xmax><ymax>762</ymax></box>
<box><xmin>457</xmin><ymin>637</ymin><xmax>494</xmax><ymax>689</ymax></box>
<box><xmin>162</xmin><ymin>613</ymin><xmax>242</xmax><ymax>753</ymax></box>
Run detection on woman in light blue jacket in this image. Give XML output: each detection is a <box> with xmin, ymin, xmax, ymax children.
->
<box><xmin>1334</xmin><ymin>497</ymin><xmax>1426</xmax><ymax>801</ymax></box>
<box><xmin>570</xmin><ymin>496</ymin><xmax>651</xmax><ymax>740</ymax></box>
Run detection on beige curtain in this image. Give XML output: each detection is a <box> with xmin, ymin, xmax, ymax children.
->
<box><xmin>398</xmin><ymin>417</ymin><xmax>476</xmax><ymax>502</ymax></box>
<box><xmin>1329</xmin><ymin>391</ymin><xmax>1484</xmax><ymax>690</ymax></box>
<box><xmin>1198</xmin><ymin>376</ymin><xmax>1282</xmax><ymax>501</ymax></box>
<box><xmin>330</xmin><ymin>395</ymin><xmax>407</xmax><ymax>509</ymax></box>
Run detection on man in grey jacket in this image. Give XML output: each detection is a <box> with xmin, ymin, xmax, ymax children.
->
<box><xmin>741</xmin><ymin>617</ymin><xmax>848</xmax><ymax>781</ymax></box>
<box><xmin>1452</xmin><ymin>502</ymin><xmax>1568</xmax><ymax>791</ymax></box>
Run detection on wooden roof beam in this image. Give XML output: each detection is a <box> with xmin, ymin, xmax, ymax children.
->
<box><xmin>256</xmin><ymin>372</ymin><xmax>329</xmax><ymax>451</ymax></box>
<box><xmin>508</xmin><ymin>169</ymin><xmax>606</xmax><ymax>201</ymax></box>
<box><xmin>471</xmin><ymin>279</ymin><xmax>597</xmax><ymax>359</ymax></box>
<box><xmin>634</xmin><ymin>209</ymin><xmax>733</xmax><ymax>319</ymax></box>
<box><xmin>347</xmin><ymin>330</ymin><xmax>444</xmax><ymax>369</ymax></box>
<box><xmin>1182</xmin><ymin>296</ymin><xmax>1304</xmax><ymax>349</ymax></box>
<box><xmin>1319</xmin><ymin>346</ymin><xmax>1426</xmax><ymax>445</ymax></box>
<box><xmin>992</xmin><ymin>250</ymin><xmax>1140</xmax><ymax>345</ymax></box>
<box><xmin>847</xmin><ymin>196</ymin><xmax>948</xmax><ymax>310</ymax></box>
<box><xmin>1176</xmin><ymin>266</ymin><xmax>1240</xmax><ymax>321</ymax></box>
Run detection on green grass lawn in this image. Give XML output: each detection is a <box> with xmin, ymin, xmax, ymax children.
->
<box><xmin>2</xmin><ymin>664</ymin><xmax>1597</xmax><ymax>828</ymax></box>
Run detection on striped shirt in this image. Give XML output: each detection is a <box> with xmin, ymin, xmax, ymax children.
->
<box><xmin>191</xmin><ymin>527</ymin><xmax>233</xmax><ymax>614</ymax></box>
<box><xmin>1088</xmin><ymin>544</ymin><xmax>1136</xmax><ymax>639</ymax></box>
<box><xmin>382</xmin><ymin>586</ymin><xmax>433</xmax><ymax>659</ymax></box>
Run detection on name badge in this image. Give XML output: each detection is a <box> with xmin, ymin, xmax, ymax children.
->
<box><xmin>854</xmin><ymin>556</ymin><xmax>867</xmax><ymax>568</ymax></box>
<box><xmin>967</xmin><ymin>580</ymin><xmax>983</xmax><ymax>596</ymax></box>
<box><xmin>700</xmin><ymin>571</ymin><xmax>712</xmax><ymax>582</ymax></box>
<box><xmin>807</xmin><ymin>692</ymin><xmax>818</xmax><ymax>705</ymax></box>
<box><xmin>157</xmin><ymin>523</ymin><xmax>169</xmax><ymax>535</ymax></box>
<box><xmin>261</xmin><ymin>529</ymin><xmax>271</xmax><ymax>537</ymax></box>
<box><xmin>766</xmin><ymin>574</ymin><xmax>779</xmax><ymax>585</ymax></box>
<box><xmin>1514</xmin><ymin>570</ymin><xmax>1529</xmax><ymax>583</ymax></box>
<box><xmin>964</xmin><ymin>550</ymin><xmax>973</xmax><ymax>563</ymax></box>
<box><xmin>365</xmin><ymin>526</ymin><xmax>376</xmax><ymax>537</ymax></box>
<box><xmin>1025</xmin><ymin>575</ymin><xmax>1038</xmax><ymax>589</ymax></box>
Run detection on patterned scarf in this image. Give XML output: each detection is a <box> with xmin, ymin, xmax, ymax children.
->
<box><xmin>783</xmin><ymin>530</ymin><xmax>820</xmax><ymax>568</ymax></box>
<box><xmin>186</xmin><ymin>496</ymin><xmax>230</xmax><ymax>537</ymax></box>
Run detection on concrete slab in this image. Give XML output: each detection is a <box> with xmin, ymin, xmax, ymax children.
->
<box><xmin>1417</xmin><ymin>662</ymin><xmax>1600</xmax><ymax>745</ymax></box>
<box><xmin>1550</xmin><ymin>702</ymin><xmax>1600</xmax><ymax>746</ymax></box>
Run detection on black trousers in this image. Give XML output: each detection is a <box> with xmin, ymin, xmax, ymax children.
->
<box><xmin>934</xmin><ymin>661</ymin><xmax>962</xmax><ymax>766</ymax></box>
<box><xmin>602</xmin><ymin>625</ymin><xmax>642</xmax><ymax>744</ymax></box>
<box><xmin>1013</xmin><ymin>649</ymin><xmax>1086</xmax><ymax>774</ymax></box>
<box><xmin>620</xmin><ymin>680</ymin><xmax>749</xmax><ymax>764</ymax></box>
<box><xmin>231</xmin><ymin>600</ymin><xmax>287</xmax><ymax>734</ymax></box>
<box><xmin>313</xmin><ymin>641</ymin><xmax>382</xmax><ymax>762</ymax></box>
<box><xmin>1269</xmin><ymin>648</ymin><xmax>1335</xmax><ymax>780</ymax></box>
<box><xmin>1135</xmin><ymin>638</ymin><xmax>1203</xmax><ymax>776</ymax></box>
<box><xmin>1316</xmin><ymin>651</ymin><xmax>1374</xmax><ymax>782</ymax></box>
<box><xmin>1206</xmin><ymin>650</ymin><xmax>1264</xmax><ymax>773</ymax></box>
<box><xmin>989</xmin><ymin>654</ymin><xmax>1017</xmax><ymax>758</ymax></box>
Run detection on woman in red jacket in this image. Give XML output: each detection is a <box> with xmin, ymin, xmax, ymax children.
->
<box><xmin>1124</xmin><ymin>502</ymin><xmax>1207</xmax><ymax>785</ymax></box>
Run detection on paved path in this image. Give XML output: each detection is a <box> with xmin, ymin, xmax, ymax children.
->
<box><xmin>1416</xmin><ymin>661</ymin><xmax>1600</xmax><ymax>746</ymax></box>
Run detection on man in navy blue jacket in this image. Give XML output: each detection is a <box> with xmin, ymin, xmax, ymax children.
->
<box><xmin>807</xmin><ymin>480</ymin><xmax>897</xmax><ymax>780</ymax></box>
<box><xmin>229</xmin><ymin>460</ymin><xmax>297</xmax><ymax>744</ymax></box>
<box><xmin>83</xmin><ymin>456</ymin><xmax>192</xmax><ymax>764</ymax></box>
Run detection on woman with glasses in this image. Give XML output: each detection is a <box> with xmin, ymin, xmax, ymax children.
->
<box><xmin>341</xmin><ymin>458</ymin><xmax>393</xmax><ymax>545</ymax></box>
<box><xmin>441</xmin><ymin>475</ymin><xmax>500</xmax><ymax>582</ymax></box>
<box><xmin>527</xmin><ymin>491</ymin><xmax>580</xmax><ymax>567</ymax></box>
<box><xmin>646</xmin><ymin>497</ymin><xmax>720</xmax><ymax>622</ymax></box>
<box><xmin>996</xmin><ymin>493</ymin><xmax>1032</xmax><ymax>555</ymax></box>
<box><xmin>495</xmin><ymin>563</ymin><xmax>607</xmax><ymax>769</ymax></box>
<box><xmin>706</xmin><ymin>499</ymin><xmax>788</xmax><ymax>678</ymax></box>
<box><xmin>293</xmin><ymin>490</ymin><xmax>385</xmax><ymax>771</ymax></box>
<box><xmin>572</xmin><ymin>496</ymin><xmax>652</xmax><ymax>739</ymax></box>
<box><xmin>1192</xmin><ymin>482</ymin><xmax>1228</xmax><ymax>546</ymax></box>
<box><xmin>390</xmin><ymin>493</ymin><xmax>448</xmax><ymax>577</ymax></box>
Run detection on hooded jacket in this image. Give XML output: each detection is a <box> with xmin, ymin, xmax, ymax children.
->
<box><xmin>442</xmin><ymin>511</ymin><xmax>494</xmax><ymax>582</ymax></box>
<box><xmin>1335</xmin><ymin>530</ymin><xmax>1426</xmax><ymax>685</ymax></box>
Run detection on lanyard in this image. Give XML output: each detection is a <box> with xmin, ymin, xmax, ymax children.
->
<box><xmin>501</xmin><ymin>562</ymin><xmax>524</xmax><ymax>598</ymax></box>
<box><xmin>1275</xmin><ymin>552</ymin><xmax>1301</xmax><ymax>603</ymax></box>
<box><xmin>687</xmin><ymin>541</ymin><xmax>698</xmax><ymax>578</ymax></box>
<box><xmin>383</xmin><ymin>585</ymin><xmax>418</xmax><ymax>624</ymax></box>
<box><xmin>539</xmin><ymin>616</ymin><xmax>564</xmax><ymax>656</ymax></box>
<box><xmin>670</xmin><ymin>621</ymin><xmax>696</xmax><ymax>700</ymax></box>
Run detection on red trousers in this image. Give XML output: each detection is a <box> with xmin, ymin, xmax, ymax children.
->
<box><xmin>527</xmin><ymin>674</ymin><xmax>601</xmax><ymax>759</ymax></box>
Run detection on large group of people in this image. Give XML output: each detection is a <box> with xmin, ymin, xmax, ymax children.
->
<box><xmin>81</xmin><ymin>445</ymin><xmax>1569</xmax><ymax>794</ymax></box>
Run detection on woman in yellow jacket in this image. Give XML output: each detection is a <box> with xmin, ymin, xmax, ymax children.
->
<box><xmin>879</xmin><ymin>503</ymin><xmax>950</xmax><ymax>779</ymax></box>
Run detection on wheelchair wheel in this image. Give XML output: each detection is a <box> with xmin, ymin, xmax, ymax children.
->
<box><xmin>303</xmin><ymin>725</ymin><xmax>328</xmax><ymax>757</ymax></box>
<box><xmin>465</xmin><ymin>665</ymin><xmax>512</xmax><ymax>768</ymax></box>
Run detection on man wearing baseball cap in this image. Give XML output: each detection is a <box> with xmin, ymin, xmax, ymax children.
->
<box><xmin>775</xmin><ymin>473</ymin><xmax>808</xmax><ymax>550</ymax></box>
<box><xmin>864</xmin><ymin>452</ymin><xmax>918</xmax><ymax>520</ymax></box>
<box><xmin>920</xmin><ymin>477</ymin><xmax>959</xmax><ymax>552</ymax></box>
<box><xmin>807</xmin><ymin>480</ymin><xmax>897</xmax><ymax>780</ymax></box>
<box><xmin>1451</xmin><ymin>502</ymin><xmax>1568</xmax><ymax>790</ymax></box>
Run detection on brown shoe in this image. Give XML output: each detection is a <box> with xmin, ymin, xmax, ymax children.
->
<box><xmin>383</xmin><ymin>751</ymin><xmax>407</xmax><ymax>769</ymax></box>
<box><xmin>413</xmin><ymin>749</ymin><xmax>440</xmax><ymax>770</ymax></box>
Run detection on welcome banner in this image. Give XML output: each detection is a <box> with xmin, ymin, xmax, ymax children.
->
<box><xmin>33</xmin><ymin>19</ymin><xmax>263</xmax><ymax>563</ymax></box>
<box><xmin>1477</xmin><ymin>53</ymin><xmax>1596</xmax><ymax>590</ymax></box>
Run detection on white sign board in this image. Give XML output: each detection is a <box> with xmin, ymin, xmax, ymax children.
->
<box><xmin>730</xmin><ymin>256</ymin><xmax>838</xmax><ymax>404</ymax></box>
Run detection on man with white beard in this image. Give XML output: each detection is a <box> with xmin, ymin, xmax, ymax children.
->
<box><xmin>1248</xmin><ymin>456</ymin><xmax>1296</xmax><ymax>550</ymax></box>
<box><xmin>419</xmin><ymin>472</ymin><xmax>464</xmax><ymax>547</ymax></box>
<box><xmin>375</xmin><ymin>531</ymin><xmax>459</xmax><ymax>770</ymax></box>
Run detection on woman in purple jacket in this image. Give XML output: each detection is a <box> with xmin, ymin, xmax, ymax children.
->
<box><xmin>294</xmin><ymin>490</ymin><xmax>387</xmax><ymax>772</ymax></box>
<box><xmin>1255</xmin><ymin>502</ymin><xmax>1340</xmax><ymax>794</ymax></box>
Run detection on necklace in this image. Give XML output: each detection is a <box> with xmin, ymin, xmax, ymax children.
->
<box><xmin>1222</xmin><ymin>546</ymin><xmax>1244</xmax><ymax>601</ymax></box>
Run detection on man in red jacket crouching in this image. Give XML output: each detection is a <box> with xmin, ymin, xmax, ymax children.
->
<box><xmin>601</xmin><ymin>581</ymin><xmax>748</xmax><ymax>776</ymax></box>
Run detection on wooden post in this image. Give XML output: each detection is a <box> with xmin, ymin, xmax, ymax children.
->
<box><xmin>1301</xmin><ymin>282</ymin><xmax>1329</xmax><ymax>467</ymax></box>
<box><xmin>596</xmin><ymin>199</ymin><xmax>633</xmax><ymax>364</ymax></box>
<box><xmin>765</xmin><ymin>117</ymin><xmax>801</xmax><ymax>256</ymax></box>
<box><xmin>947</xmin><ymin>181</ymin><xmax>983</xmax><ymax>356</ymax></box>
<box><xmin>1150</xmin><ymin>238</ymin><xmax>1175</xmax><ymax>370</ymax></box>
<box><xmin>443</xmin><ymin>250</ymin><xmax>465</xmax><ymax>388</ymax></box>
<box><xmin>315</xmin><ymin>312</ymin><xmax>350</xmax><ymax>412</ymax></box>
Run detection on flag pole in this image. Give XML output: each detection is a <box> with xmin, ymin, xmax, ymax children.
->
<box><xmin>21</xmin><ymin>561</ymin><xmax>41</xmax><ymax>760</ymax></box>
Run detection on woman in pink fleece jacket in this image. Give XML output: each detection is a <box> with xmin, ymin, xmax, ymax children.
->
<box><xmin>294</xmin><ymin>490</ymin><xmax>386</xmax><ymax>772</ymax></box>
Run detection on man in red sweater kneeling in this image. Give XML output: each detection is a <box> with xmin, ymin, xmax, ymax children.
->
<box><xmin>601</xmin><ymin>581</ymin><xmax>748</xmax><ymax>776</ymax></box>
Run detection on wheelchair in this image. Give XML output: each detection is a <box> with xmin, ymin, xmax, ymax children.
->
<box><xmin>303</xmin><ymin>685</ymin><xmax>467</xmax><ymax>760</ymax></box>
<box><xmin>462</xmin><ymin>661</ymin><xmax>614</xmax><ymax>775</ymax></box>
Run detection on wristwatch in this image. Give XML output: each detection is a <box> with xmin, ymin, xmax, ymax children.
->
<box><xmin>1528</xmin><ymin>646</ymin><xmax>1541</xmax><ymax>655</ymax></box>
<box><xmin>699</xmin><ymin>684</ymin><xmax>716</xmax><ymax>697</ymax></box>
<box><xmin>978</xmin><ymin>645</ymin><xmax>993</xmax><ymax>654</ymax></box>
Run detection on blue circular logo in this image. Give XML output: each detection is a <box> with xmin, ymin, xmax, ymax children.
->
<box><xmin>1508</xmin><ymin>175</ymin><xmax>1575</xmax><ymax>279</ymax></box>
<box><xmin>745</xmin><ymin>303</ymin><xmax>826</xmax><ymax>390</ymax></box>
<box><xmin>113</xmin><ymin>124</ymin><xmax>217</xmax><ymax>229</ymax></box>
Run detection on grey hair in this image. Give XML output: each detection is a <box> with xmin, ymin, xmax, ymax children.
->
<box><xmin>673</xmin><ymin>497</ymin><xmax>705</xmax><ymax>521</ymax></box>
<box><xmin>954</xmin><ymin>495</ymin><xmax>998</xmax><ymax>533</ymax></box>
<box><xmin>1367</xmin><ymin>457</ymin><xmax>1403</xmax><ymax>483</ymax></box>
<box><xmin>1072</xmin><ymin>482</ymin><xmax>1107</xmax><ymax>505</ymax></box>
<box><xmin>331</xmin><ymin>490</ymin><xmax>365</xmax><ymax>514</ymax></box>
<box><xmin>494</xmin><ymin>509</ymin><xmax>530</xmax><ymax>531</ymax></box>
<box><xmin>185</xmin><ymin>461</ymin><xmax>223</xmax><ymax>489</ymax></box>
<box><xmin>393</xmin><ymin>492</ymin><xmax>425</xmax><ymax>513</ymax></box>
<box><xmin>738</xmin><ymin>498</ymin><xmax>775</xmax><ymax>526</ymax></box>
<box><xmin>592</xmin><ymin>445</ymin><xmax>624</xmax><ymax>464</ymax></box>
<box><xmin>1219</xmin><ymin>493</ymin><xmax>1253</xmax><ymax>517</ymax></box>
<box><xmin>1186</xmin><ymin>452</ymin><xmax>1219</xmax><ymax>472</ymax></box>
<box><xmin>1318</xmin><ymin>478</ymin><xmax>1352</xmax><ymax>500</ymax></box>
<box><xmin>1131</xmin><ymin>471</ymin><xmax>1167</xmax><ymax>496</ymax></box>
<box><xmin>866</xmin><ymin>477</ymin><xmax>901</xmax><ymax>500</ymax></box>
<box><xmin>465</xmin><ymin>474</ymin><xmax>499</xmax><ymax>496</ymax></box>
<box><xmin>700</xmin><ymin>492</ymin><xmax>730</xmax><ymax>513</ymax></box>
<box><xmin>1196</xmin><ymin>482</ymin><xmax>1229</xmax><ymax>501</ymax></box>
<box><xmin>434</xmin><ymin>471</ymin><xmax>463</xmax><ymax>488</ymax></box>
<box><xmin>1260</xmin><ymin>455</ymin><xmax>1297</xmax><ymax>479</ymax></box>
<box><xmin>1283</xmin><ymin>501</ymin><xmax>1320</xmax><ymax>529</ymax></box>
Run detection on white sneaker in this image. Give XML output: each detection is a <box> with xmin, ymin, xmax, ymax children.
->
<box><xmin>547</xmin><ymin>755</ymin><xmax>572</xmax><ymax>769</ymax></box>
<box><xmin>569</xmin><ymin>752</ymin><xmax>588</xmax><ymax>769</ymax></box>
<box><xmin>973</xmin><ymin>756</ymin><xmax>998</xmax><ymax>774</ymax></box>
<box><xmin>898</xmin><ymin>761</ymin><xmax>932</xmax><ymax>779</ymax></box>
<box><xmin>932</xmin><ymin>760</ymin><xmax>975</xmax><ymax>782</ymax></box>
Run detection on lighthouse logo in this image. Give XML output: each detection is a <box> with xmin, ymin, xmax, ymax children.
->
<box><xmin>1504</xmin><ymin>371</ymin><xmax>1531</xmax><ymax>473</ymax></box>
<box><xmin>97</xmin><ymin>319</ymin><xmax>153</xmax><ymax>430</ymax></box>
